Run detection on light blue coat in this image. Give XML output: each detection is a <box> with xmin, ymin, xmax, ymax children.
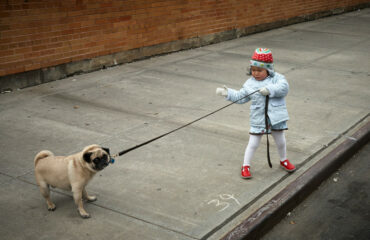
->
<box><xmin>226</xmin><ymin>72</ymin><xmax>289</xmax><ymax>128</ymax></box>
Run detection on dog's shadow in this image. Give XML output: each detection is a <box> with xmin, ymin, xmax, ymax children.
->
<box><xmin>45</xmin><ymin>189</ymin><xmax>97</xmax><ymax>216</ymax></box>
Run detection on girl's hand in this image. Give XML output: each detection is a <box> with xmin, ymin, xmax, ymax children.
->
<box><xmin>259</xmin><ymin>87</ymin><xmax>270</xmax><ymax>96</ymax></box>
<box><xmin>216</xmin><ymin>85</ymin><xmax>228</xmax><ymax>96</ymax></box>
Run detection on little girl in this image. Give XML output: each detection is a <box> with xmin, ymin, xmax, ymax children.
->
<box><xmin>216</xmin><ymin>48</ymin><xmax>295</xmax><ymax>178</ymax></box>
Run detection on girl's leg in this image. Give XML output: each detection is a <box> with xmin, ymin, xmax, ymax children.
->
<box><xmin>243</xmin><ymin>134</ymin><xmax>262</xmax><ymax>166</ymax></box>
<box><xmin>272</xmin><ymin>131</ymin><xmax>296</xmax><ymax>172</ymax></box>
<box><xmin>271</xmin><ymin>131</ymin><xmax>287</xmax><ymax>161</ymax></box>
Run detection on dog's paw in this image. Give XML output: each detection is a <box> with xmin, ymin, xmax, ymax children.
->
<box><xmin>47</xmin><ymin>203</ymin><xmax>56</xmax><ymax>211</ymax></box>
<box><xmin>78</xmin><ymin>209</ymin><xmax>91</xmax><ymax>219</ymax></box>
<box><xmin>79</xmin><ymin>212</ymin><xmax>91</xmax><ymax>219</ymax></box>
<box><xmin>86</xmin><ymin>195</ymin><xmax>97</xmax><ymax>202</ymax></box>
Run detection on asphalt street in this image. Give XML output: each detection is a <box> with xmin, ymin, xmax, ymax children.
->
<box><xmin>262</xmin><ymin>143</ymin><xmax>370</xmax><ymax>240</ymax></box>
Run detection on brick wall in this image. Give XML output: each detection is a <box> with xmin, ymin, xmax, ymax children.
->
<box><xmin>0</xmin><ymin>0</ymin><xmax>369</xmax><ymax>90</ymax></box>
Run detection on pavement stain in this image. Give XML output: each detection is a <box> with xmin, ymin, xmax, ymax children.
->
<box><xmin>328</xmin><ymin>180</ymin><xmax>369</xmax><ymax>219</ymax></box>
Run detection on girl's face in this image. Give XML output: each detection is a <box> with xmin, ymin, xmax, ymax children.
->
<box><xmin>251</xmin><ymin>66</ymin><xmax>268</xmax><ymax>81</ymax></box>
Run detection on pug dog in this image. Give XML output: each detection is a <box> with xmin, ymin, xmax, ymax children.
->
<box><xmin>34</xmin><ymin>144</ymin><xmax>112</xmax><ymax>218</ymax></box>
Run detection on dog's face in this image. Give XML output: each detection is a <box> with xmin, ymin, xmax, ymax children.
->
<box><xmin>83</xmin><ymin>146</ymin><xmax>111</xmax><ymax>171</ymax></box>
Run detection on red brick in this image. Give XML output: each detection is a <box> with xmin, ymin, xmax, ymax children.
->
<box><xmin>0</xmin><ymin>0</ymin><xmax>368</xmax><ymax>76</ymax></box>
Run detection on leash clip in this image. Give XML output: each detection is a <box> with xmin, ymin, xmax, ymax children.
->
<box><xmin>109</xmin><ymin>153</ymin><xmax>119</xmax><ymax>164</ymax></box>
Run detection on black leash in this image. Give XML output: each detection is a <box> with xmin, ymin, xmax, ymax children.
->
<box><xmin>112</xmin><ymin>89</ymin><xmax>260</xmax><ymax>158</ymax></box>
<box><xmin>265</xmin><ymin>95</ymin><xmax>272</xmax><ymax>168</ymax></box>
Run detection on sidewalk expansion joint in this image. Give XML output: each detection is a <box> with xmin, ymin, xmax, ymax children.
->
<box><xmin>5</xmin><ymin>169</ymin><xmax>200</xmax><ymax>240</ymax></box>
<box><xmin>88</xmin><ymin>202</ymin><xmax>200</xmax><ymax>240</ymax></box>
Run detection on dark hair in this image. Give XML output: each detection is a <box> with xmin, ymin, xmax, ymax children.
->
<box><xmin>246</xmin><ymin>66</ymin><xmax>252</xmax><ymax>76</ymax></box>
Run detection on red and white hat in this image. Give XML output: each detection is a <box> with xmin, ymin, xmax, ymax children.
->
<box><xmin>250</xmin><ymin>48</ymin><xmax>274</xmax><ymax>74</ymax></box>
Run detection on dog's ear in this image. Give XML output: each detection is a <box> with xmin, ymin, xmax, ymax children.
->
<box><xmin>102</xmin><ymin>147</ymin><xmax>110</xmax><ymax>155</ymax></box>
<box><xmin>83</xmin><ymin>152</ymin><xmax>92</xmax><ymax>163</ymax></box>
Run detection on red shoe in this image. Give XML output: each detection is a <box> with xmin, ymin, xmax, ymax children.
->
<box><xmin>241</xmin><ymin>165</ymin><xmax>252</xmax><ymax>179</ymax></box>
<box><xmin>280</xmin><ymin>159</ymin><xmax>296</xmax><ymax>172</ymax></box>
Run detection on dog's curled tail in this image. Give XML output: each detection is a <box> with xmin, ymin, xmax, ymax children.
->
<box><xmin>34</xmin><ymin>150</ymin><xmax>54</xmax><ymax>167</ymax></box>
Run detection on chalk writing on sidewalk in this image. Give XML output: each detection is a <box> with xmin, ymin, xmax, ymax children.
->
<box><xmin>207</xmin><ymin>194</ymin><xmax>241</xmax><ymax>212</ymax></box>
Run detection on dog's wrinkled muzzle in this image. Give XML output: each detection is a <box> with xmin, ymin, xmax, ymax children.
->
<box><xmin>93</xmin><ymin>159</ymin><xmax>110</xmax><ymax>171</ymax></box>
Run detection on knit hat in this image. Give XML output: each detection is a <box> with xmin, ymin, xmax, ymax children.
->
<box><xmin>250</xmin><ymin>48</ymin><xmax>275</xmax><ymax>76</ymax></box>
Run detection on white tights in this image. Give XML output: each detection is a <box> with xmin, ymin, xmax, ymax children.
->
<box><xmin>243</xmin><ymin>131</ymin><xmax>287</xmax><ymax>166</ymax></box>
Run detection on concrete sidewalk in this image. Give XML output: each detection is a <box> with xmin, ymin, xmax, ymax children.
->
<box><xmin>0</xmin><ymin>9</ymin><xmax>369</xmax><ymax>240</ymax></box>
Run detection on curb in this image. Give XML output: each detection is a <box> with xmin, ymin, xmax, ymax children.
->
<box><xmin>221</xmin><ymin>120</ymin><xmax>370</xmax><ymax>240</ymax></box>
